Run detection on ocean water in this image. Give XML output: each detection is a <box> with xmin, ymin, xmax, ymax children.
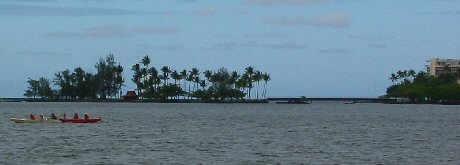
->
<box><xmin>0</xmin><ymin>102</ymin><xmax>459</xmax><ymax>164</ymax></box>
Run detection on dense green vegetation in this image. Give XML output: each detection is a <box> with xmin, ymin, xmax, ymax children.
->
<box><xmin>25</xmin><ymin>54</ymin><xmax>124</xmax><ymax>100</ymax></box>
<box><xmin>24</xmin><ymin>54</ymin><xmax>271</xmax><ymax>102</ymax></box>
<box><xmin>386</xmin><ymin>68</ymin><xmax>460</xmax><ymax>103</ymax></box>
<box><xmin>130</xmin><ymin>55</ymin><xmax>271</xmax><ymax>101</ymax></box>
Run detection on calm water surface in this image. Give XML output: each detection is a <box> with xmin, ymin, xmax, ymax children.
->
<box><xmin>0</xmin><ymin>102</ymin><xmax>459</xmax><ymax>164</ymax></box>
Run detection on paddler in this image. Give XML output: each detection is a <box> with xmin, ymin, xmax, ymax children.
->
<box><xmin>84</xmin><ymin>113</ymin><xmax>90</xmax><ymax>120</ymax></box>
<box><xmin>50</xmin><ymin>113</ymin><xmax>58</xmax><ymax>120</ymax></box>
<box><xmin>29</xmin><ymin>113</ymin><xmax>35</xmax><ymax>120</ymax></box>
<box><xmin>73</xmin><ymin>113</ymin><xmax>79</xmax><ymax>119</ymax></box>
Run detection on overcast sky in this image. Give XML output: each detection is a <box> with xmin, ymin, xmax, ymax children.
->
<box><xmin>1</xmin><ymin>0</ymin><xmax>459</xmax><ymax>98</ymax></box>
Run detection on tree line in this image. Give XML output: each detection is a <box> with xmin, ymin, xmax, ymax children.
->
<box><xmin>386</xmin><ymin>66</ymin><xmax>460</xmax><ymax>103</ymax></box>
<box><xmin>24</xmin><ymin>54</ymin><xmax>124</xmax><ymax>100</ymax></box>
<box><xmin>24</xmin><ymin>54</ymin><xmax>271</xmax><ymax>102</ymax></box>
<box><xmin>131</xmin><ymin>55</ymin><xmax>271</xmax><ymax>101</ymax></box>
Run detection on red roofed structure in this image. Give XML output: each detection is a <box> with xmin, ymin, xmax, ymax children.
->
<box><xmin>123</xmin><ymin>91</ymin><xmax>139</xmax><ymax>101</ymax></box>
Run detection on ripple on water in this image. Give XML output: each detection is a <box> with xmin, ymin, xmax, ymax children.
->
<box><xmin>1</xmin><ymin>102</ymin><xmax>460</xmax><ymax>164</ymax></box>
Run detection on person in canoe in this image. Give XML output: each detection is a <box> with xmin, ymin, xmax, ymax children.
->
<box><xmin>73</xmin><ymin>113</ymin><xmax>79</xmax><ymax>119</ymax></box>
<box><xmin>62</xmin><ymin>113</ymin><xmax>66</xmax><ymax>119</ymax></box>
<box><xmin>50</xmin><ymin>113</ymin><xmax>58</xmax><ymax>120</ymax></box>
<box><xmin>39</xmin><ymin>114</ymin><xmax>45</xmax><ymax>120</ymax></box>
<box><xmin>29</xmin><ymin>113</ymin><xmax>36</xmax><ymax>120</ymax></box>
<box><xmin>84</xmin><ymin>113</ymin><xmax>90</xmax><ymax>120</ymax></box>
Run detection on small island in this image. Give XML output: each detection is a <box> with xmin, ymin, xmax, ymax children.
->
<box><xmin>23</xmin><ymin>54</ymin><xmax>272</xmax><ymax>103</ymax></box>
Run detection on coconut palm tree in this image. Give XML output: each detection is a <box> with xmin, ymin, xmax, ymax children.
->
<box><xmin>199</xmin><ymin>80</ymin><xmax>207</xmax><ymax>90</ymax></box>
<box><xmin>253</xmin><ymin>71</ymin><xmax>262</xmax><ymax>100</ymax></box>
<box><xmin>186</xmin><ymin>73</ymin><xmax>194</xmax><ymax>98</ymax></box>
<box><xmin>204</xmin><ymin>70</ymin><xmax>212</xmax><ymax>82</ymax></box>
<box><xmin>161</xmin><ymin>66</ymin><xmax>171</xmax><ymax>86</ymax></box>
<box><xmin>229</xmin><ymin>71</ymin><xmax>239</xmax><ymax>99</ymax></box>
<box><xmin>389</xmin><ymin>73</ymin><xmax>398</xmax><ymax>84</ymax></box>
<box><xmin>194</xmin><ymin>76</ymin><xmax>200</xmax><ymax>92</ymax></box>
<box><xmin>140</xmin><ymin>67</ymin><xmax>148</xmax><ymax>91</ymax></box>
<box><xmin>115</xmin><ymin>64</ymin><xmax>124</xmax><ymax>98</ymax></box>
<box><xmin>131</xmin><ymin>63</ymin><xmax>142</xmax><ymax>97</ymax></box>
<box><xmin>180</xmin><ymin>69</ymin><xmax>188</xmax><ymax>98</ymax></box>
<box><xmin>244</xmin><ymin>66</ymin><xmax>254</xmax><ymax>99</ymax></box>
<box><xmin>141</xmin><ymin>55</ymin><xmax>150</xmax><ymax>69</ymax></box>
<box><xmin>262</xmin><ymin>72</ymin><xmax>271</xmax><ymax>98</ymax></box>
<box><xmin>190</xmin><ymin>68</ymin><xmax>199</xmax><ymax>92</ymax></box>
<box><xmin>171</xmin><ymin>70</ymin><xmax>181</xmax><ymax>86</ymax></box>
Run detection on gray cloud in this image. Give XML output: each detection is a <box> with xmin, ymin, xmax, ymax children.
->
<box><xmin>264</xmin><ymin>11</ymin><xmax>350</xmax><ymax>28</ymax></box>
<box><xmin>444</xmin><ymin>11</ymin><xmax>460</xmax><ymax>15</ymax></box>
<box><xmin>368</xmin><ymin>44</ymin><xmax>388</xmax><ymax>49</ymax></box>
<box><xmin>205</xmin><ymin>41</ymin><xmax>307</xmax><ymax>50</ymax></box>
<box><xmin>230</xmin><ymin>8</ymin><xmax>252</xmax><ymax>16</ymax></box>
<box><xmin>243</xmin><ymin>0</ymin><xmax>327</xmax><ymax>6</ymax></box>
<box><xmin>15</xmin><ymin>50</ymin><xmax>72</xmax><ymax>57</ymax></box>
<box><xmin>135</xmin><ymin>44</ymin><xmax>186</xmax><ymax>51</ymax></box>
<box><xmin>1</xmin><ymin>0</ymin><xmax>58</xmax><ymax>3</ymax></box>
<box><xmin>133</xmin><ymin>26</ymin><xmax>181</xmax><ymax>34</ymax></box>
<box><xmin>309</xmin><ymin>11</ymin><xmax>349</xmax><ymax>27</ymax></box>
<box><xmin>44</xmin><ymin>24</ymin><xmax>181</xmax><ymax>38</ymax></box>
<box><xmin>245</xmin><ymin>32</ymin><xmax>287</xmax><ymax>38</ymax></box>
<box><xmin>264</xmin><ymin>16</ymin><xmax>309</xmax><ymax>26</ymax></box>
<box><xmin>268</xmin><ymin>42</ymin><xmax>308</xmax><ymax>49</ymax></box>
<box><xmin>0</xmin><ymin>3</ymin><xmax>148</xmax><ymax>16</ymax></box>
<box><xmin>206</xmin><ymin>42</ymin><xmax>260</xmax><ymax>50</ymax></box>
<box><xmin>192</xmin><ymin>5</ymin><xmax>218</xmax><ymax>16</ymax></box>
<box><xmin>348</xmin><ymin>35</ymin><xmax>389</xmax><ymax>41</ymax></box>
<box><xmin>317</xmin><ymin>48</ymin><xmax>349</xmax><ymax>54</ymax></box>
<box><xmin>176</xmin><ymin>0</ymin><xmax>200</xmax><ymax>2</ymax></box>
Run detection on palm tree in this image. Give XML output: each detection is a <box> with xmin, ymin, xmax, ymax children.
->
<box><xmin>181</xmin><ymin>69</ymin><xmax>188</xmax><ymax>98</ymax></box>
<box><xmin>115</xmin><ymin>64</ymin><xmax>124</xmax><ymax>98</ymax></box>
<box><xmin>239</xmin><ymin>74</ymin><xmax>249</xmax><ymax>99</ymax></box>
<box><xmin>244</xmin><ymin>66</ymin><xmax>254</xmax><ymax>99</ymax></box>
<box><xmin>389</xmin><ymin>73</ymin><xmax>398</xmax><ymax>84</ymax></box>
<box><xmin>141</xmin><ymin>55</ymin><xmax>151</xmax><ymax>69</ymax></box>
<box><xmin>171</xmin><ymin>70</ymin><xmax>182</xmax><ymax>98</ymax></box>
<box><xmin>262</xmin><ymin>72</ymin><xmax>271</xmax><ymax>98</ymax></box>
<box><xmin>141</xmin><ymin>67</ymin><xmax>148</xmax><ymax>91</ymax></box>
<box><xmin>161</xmin><ymin>66</ymin><xmax>171</xmax><ymax>86</ymax></box>
<box><xmin>194</xmin><ymin>76</ymin><xmax>200</xmax><ymax>92</ymax></box>
<box><xmin>204</xmin><ymin>70</ymin><xmax>212</xmax><ymax>82</ymax></box>
<box><xmin>229</xmin><ymin>71</ymin><xmax>239</xmax><ymax>99</ymax></box>
<box><xmin>171</xmin><ymin>70</ymin><xmax>181</xmax><ymax>86</ymax></box>
<box><xmin>190</xmin><ymin>68</ymin><xmax>199</xmax><ymax>92</ymax></box>
<box><xmin>131</xmin><ymin>63</ymin><xmax>142</xmax><ymax>97</ymax></box>
<box><xmin>230</xmin><ymin>71</ymin><xmax>239</xmax><ymax>89</ymax></box>
<box><xmin>199</xmin><ymin>80</ymin><xmax>207</xmax><ymax>90</ymax></box>
<box><xmin>186</xmin><ymin>73</ymin><xmax>194</xmax><ymax>98</ymax></box>
<box><xmin>253</xmin><ymin>71</ymin><xmax>262</xmax><ymax>100</ymax></box>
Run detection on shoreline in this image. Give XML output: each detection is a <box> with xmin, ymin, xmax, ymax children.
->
<box><xmin>2</xmin><ymin>97</ymin><xmax>459</xmax><ymax>105</ymax></box>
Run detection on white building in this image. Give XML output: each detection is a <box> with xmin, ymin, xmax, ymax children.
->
<box><xmin>427</xmin><ymin>58</ymin><xmax>460</xmax><ymax>76</ymax></box>
<box><xmin>427</xmin><ymin>58</ymin><xmax>460</xmax><ymax>83</ymax></box>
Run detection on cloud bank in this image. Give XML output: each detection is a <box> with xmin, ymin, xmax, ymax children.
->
<box><xmin>264</xmin><ymin>11</ymin><xmax>350</xmax><ymax>27</ymax></box>
<box><xmin>192</xmin><ymin>5</ymin><xmax>218</xmax><ymax>16</ymax></box>
<box><xmin>206</xmin><ymin>41</ymin><xmax>308</xmax><ymax>50</ymax></box>
<box><xmin>244</xmin><ymin>0</ymin><xmax>327</xmax><ymax>6</ymax></box>
<box><xmin>0</xmin><ymin>3</ymin><xmax>148</xmax><ymax>16</ymax></box>
<box><xmin>44</xmin><ymin>25</ymin><xmax>181</xmax><ymax>38</ymax></box>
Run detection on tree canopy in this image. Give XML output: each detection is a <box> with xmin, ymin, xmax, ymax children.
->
<box><xmin>386</xmin><ymin>69</ymin><xmax>460</xmax><ymax>103</ymax></box>
<box><xmin>24</xmin><ymin>54</ymin><xmax>272</xmax><ymax>102</ymax></box>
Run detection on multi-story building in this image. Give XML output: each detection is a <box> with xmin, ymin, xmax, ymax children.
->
<box><xmin>426</xmin><ymin>58</ymin><xmax>460</xmax><ymax>76</ymax></box>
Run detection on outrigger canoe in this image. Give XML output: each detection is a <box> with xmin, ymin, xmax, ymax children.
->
<box><xmin>11</xmin><ymin>118</ymin><xmax>61</xmax><ymax>123</ymax></box>
<box><xmin>59</xmin><ymin>117</ymin><xmax>101</xmax><ymax>123</ymax></box>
